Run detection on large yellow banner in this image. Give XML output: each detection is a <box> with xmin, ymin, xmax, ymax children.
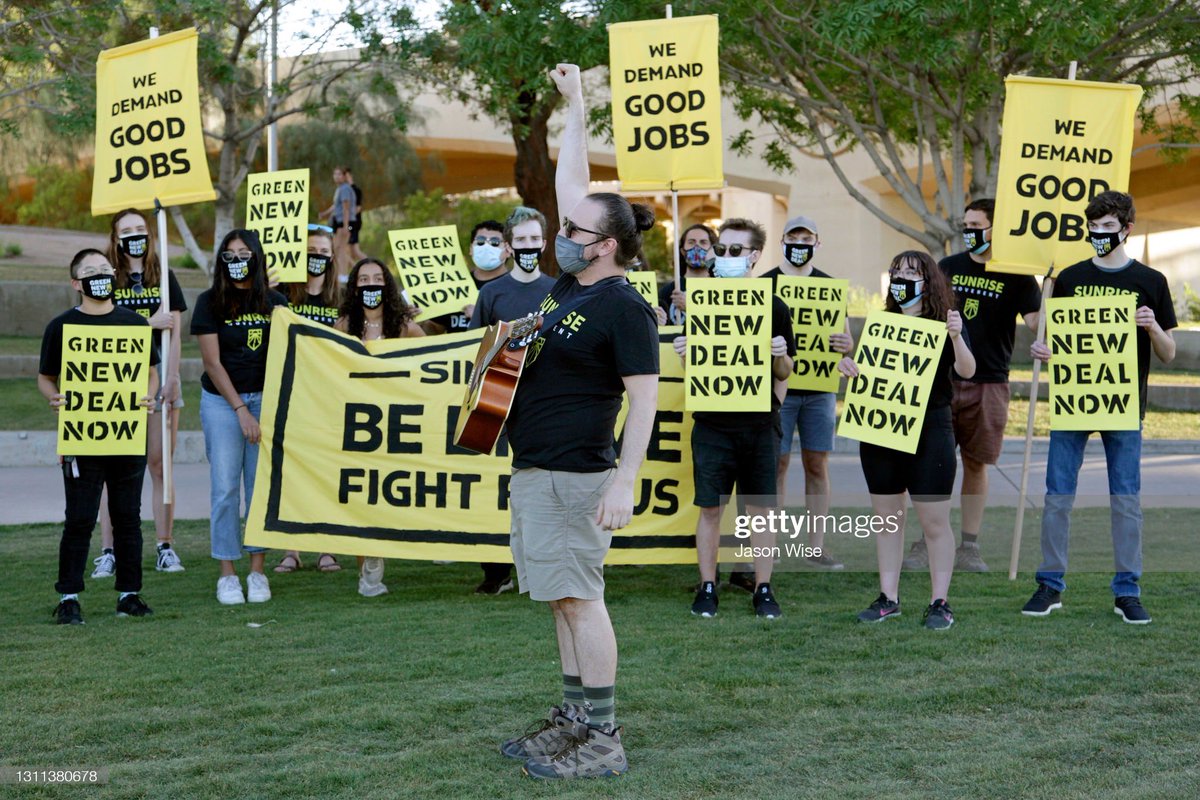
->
<box><xmin>685</xmin><ymin>278</ymin><xmax>772</xmax><ymax>412</ymax></box>
<box><xmin>91</xmin><ymin>28</ymin><xmax>215</xmax><ymax>215</ymax></box>
<box><xmin>990</xmin><ymin>76</ymin><xmax>1143</xmax><ymax>276</ymax></box>
<box><xmin>609</xmin><ymin>15</ymin><xmax>723</xmax><ymax>191</ymax></box>
<box><xmin>246</xmin><ymin>169</ymin><xmax>309</xmax><ymax>284</ymax></box>
<box><xmin>245</xmin><ymin>311</ymin><xmax>699</xmax><ymax>563</ymax></box>
<box><xmin>776</xmin><ymin>276</ymin><xmax>848</xmax><ymax>393</ymax></box>
<box><xmin>837</xmin><ymin>312</ymin><xmax>947</xmax><ymax>454</ymax></box>
<box><xmin>1046</xmin><ymin>295</ymin><xmax>1139</xmax><ymax>431</ymax></box>
<box><xmin>388</xmin><ymin>225</ymin><xmax>476</xmax><ymax>320</ymax></box>
<box><xmin>57</xmin><ymin>325</ymin><xmax>152</xmax><ymax>456</ymax></box>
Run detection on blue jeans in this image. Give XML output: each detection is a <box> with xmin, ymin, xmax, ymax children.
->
<box><xmin>1036</xmin><ymin>428</ymin><xmax>1143</xmax><ymax>597</ymax></box>
<box><xmin>200</xmin><ymin>390</ymin><xmax>264</xmax><ymax>560</ymax></box>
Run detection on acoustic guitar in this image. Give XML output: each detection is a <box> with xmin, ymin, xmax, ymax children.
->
<box><xmin>453</xmin><ymin>315</ymin><xmax>542</xmax><ymax>454</ymax></box>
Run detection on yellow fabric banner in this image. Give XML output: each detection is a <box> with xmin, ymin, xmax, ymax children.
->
<box><xmin>837</xmin><ymin>311</ymin><xmax>947</xmax><ymax>454</ymax></box>
<box><xmin>685</xmin><ymin>278</ymin><xmax>772</xmax><ymax>412</ymax></box>
<box><xmin>57</xmin><ymin>325</ymin><xmax>152</xmax><ymax>456</ymax></box>
<box><xmin>1046</xmin><ymin>295</ymin><xmax>1139</xmax><ymax>431</ymax></box>
<box><xmin>387</xmin><ymin>225</ymin><xmax>476</xmax><ymax>320</ymax></box>
<box><xmin>990</xmin><ymin>76</ymin><xmax>1143</xmax><ymax>276</ymax></box>
<box><xmin>91</xmin><ymin>28</ymin><xmax>215</xmax><ymax>215</ymax></box>
<box><xmin>246</xmin><ymin>169</ymin><xmax>309</xmax><ymax>284</ymax></box>
<box><xmin>609</xmin><ymin>15</ymin><xmax>723</xmax><ymax>191</ymax></box>
<box><xmin>628</xmin><ymin>272</ymin><xmax>659</xmax><ymax>307</ymax></box>
<box><xmin>775</xmin><ymin>276</ymin><xmax>848</xmax><ymax>393</ymax></box>
<box><xmin>245</xmin><ymin>311</ymin><xmax>699</xmax><ymax>563</ymax></box>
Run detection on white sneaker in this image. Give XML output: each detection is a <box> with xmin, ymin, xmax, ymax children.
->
<box><xmin>91</xmin><ymin>552</ymin><xmax>116</xmax><ymax>578</ymax></box>
<box><xmin>246</xmin><ymin>571</ymin><xmax>272</xmax><ymax>603</ymax></box>
<box><xmin>156</xmin><ymin>545</ymin><xmax>186</xmax><ymax>573</ymax></box>
<box><xmin>216</xmin><ymin>575</ymin><xmax>245</xmax><ymax>605</ymax></box>
<box><xmin>358</xmin><ymin>557</ymin><xmax>389</xmax><ymax>597</ymax></box>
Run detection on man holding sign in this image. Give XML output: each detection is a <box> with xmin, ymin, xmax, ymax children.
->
<box><xmin>1024</xmin><ymin>192</ymin><xmax>1176</xmax><ymax>624</ymax></box>
<box><xmin>38</xmin><ymin>250</ymin><xmax>159</xmax><ymax>625</ymax></box>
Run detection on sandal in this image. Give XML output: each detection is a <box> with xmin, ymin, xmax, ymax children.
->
<box><xmin>317</xmin><ymin>553</ymin><xmax>342</xmax><ymax>573</ymax></box>
<box><xmin>273</xmin><ymin>553</ymin><xmax>302</xmax><ymax>573</ymax></box>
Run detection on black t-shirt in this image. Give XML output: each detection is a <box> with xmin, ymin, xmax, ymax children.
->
<box><xmin>469</xmin><ymin>272</ymin><xmax>556</xmax><ymax>329</ymax></box>
<box><xmin>939</xmin><ymin>252</ymin><xmax>1041</xmax><ymax>383</ymax></box>
<box><xmin>1052</xmin><ymin>259</ymin><xmax>1177</xmax><ymax>419</ymax></box>
<box><xmin>40</xmin><ymin>306</ymin><xmax>161</xmax><ymax>377</ymax></box>
<box><xmin>507</xmin><ymin>274</ymin><xmax>660</xmax><ymax>472</ymax></box>
<box><xmin>190</xmin><ymin>289</ymin><xmax>289</xmax><ymax>394</ymax></box>
<box><xmin>111</xmin><ymin>270</ymin><xmax>187</xmax><ymax>351</ymax></box>
<box><xmin>351</xmin><ymin>184</ymin><xmax>363</xmax><ymax>226</ymax></box>
<box><xmin>290</xmin><ymin>292</ymin><xmax>340</xmax><ymax>327</ymax></box>
<box><xmin>761</xmin><ymin>264</ymin><xmax>835</xmax><ymax>397</ymax></box>
<box><xmin>430</xmin><ymin>272</ymin><xmax>501</xmax><ymax>333</ymax></box>
<box><xmin>692</xmin><ymin>294</ymin><xmax>798</xmax><ymax>431</ymax></box>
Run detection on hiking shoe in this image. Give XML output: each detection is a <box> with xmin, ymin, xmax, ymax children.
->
<box><xmin>752</xmin><ymin>583</ymin><xmax>782</xmax><ymax>619</ymax></box>
<box><xmin>857</xmin><ymin>593</ymin><xmax>901</xmax><ymax>623</ymax></box>
<box><xmin>475</xmin><ymin>576</ymin><xmax>514</xmax><ymax>595</ymax></box>
<box><xmin>216</xmin><ymin>575</ymin><xmax>245</xmax><ymax>605</ymax></box>
<box><xmin>901</xmin><ymin>539</ymin><xmax>928</xmax><ymax>570</ymax></box>
<box><xmin>522</xmin><ymin>724</ymin><xmax>628</xmax><ymax>779</ymax></box>
<box><xmin>155</xmin><ymin>544</ymin><xmax>185</xmax><ymax>573</ymax></box>
<box><xmin>116</xmin><ymin>593</ymin><xmax>153</xmax><ymax>617</ymax></box>
<box><xmin>91</xmin><ymin>552</ymin><xmax>116</xmax><ymax>578</ymax></box>
<box><xmin>246</xmin><ymin>572</ymin><xmax>271</xmax><ymax>603</ymax></box>
<box><xmin>53</xmin><ymin>598</ymin><xmax>84</xmax><ymax>625</ymax></box>
<box><xmin>690</xmin><ymin>581</ymin><xmax>718</xmax><ymax>617</ymax></box>
<box><xmin>954</xmin><ymin>542</ymin><xmax>989</xmax><ymax>572</ymax></box>
<box><xmin>805</xmin><ymin>553</ymin><xmax>845</xmax><ymax>570</ymax></box>
<box><xmin>358</xmin><ymin>557</ymin><xmax>388</xmax><ymax>597</ymax></box>
<box><xmin>500</xmin><ymin>705</ymin><xmax>589</xmax><ymax>760</ymax></box>
<box><xmin>1114</xmin><ymin>596</ymin><xmax>1152</xmax><ymax>625</ymax></box>
<box><xmin>1021</xmin><ymin>584</ymin><xmax>1062</xmax><ymax>617</ymax></box>
<box><xmin>923</xmin><ymin>599</ymin><xmax>955</xmax><ymax>630</ymax></box>
<box><xmin>727</xmin><ymin>570</ymin><xmax>756</xmax><ymax>593</ymax></box>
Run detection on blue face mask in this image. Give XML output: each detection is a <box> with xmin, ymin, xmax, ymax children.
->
<box><xmin>555</xmin><ymin>234</ymin><xmax>599</xmax><ymax>275</ymax></box>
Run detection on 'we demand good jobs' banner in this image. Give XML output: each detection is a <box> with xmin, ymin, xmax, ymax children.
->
<box><xmin>990</xmin><ymin>76</ymin><xmax>1142</xmax><ymax>276</ymax></box>
<box><xmin>92</xmin><ymin>28</ymin><xmax>215</xmax><ymax>215</ymax></box>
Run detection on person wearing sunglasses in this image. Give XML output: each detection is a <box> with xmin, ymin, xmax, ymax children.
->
<box><xmin>421</xmin><ymin>220</ymin><xmax>510</xmax><ymax>335</ymax></box>
<box><xmin>190</xmin><ymin>229</ymin><xmax>289</xmax><ymax>606</ymax></box>
<box><xmin>496</xmin><ymin>64</ymin><xmax>659</xmax><ymax>781</ymax></box>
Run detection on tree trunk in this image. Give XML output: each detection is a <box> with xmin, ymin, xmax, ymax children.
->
<box><xmin>168</xmin><ymin>206</ymin><xmax>211</xmax><ymax>275</ymax></box>
<box><xmin>511</xmin><ymin>92</ymin><xmax>560</xmax><ymax>275</ymax></box>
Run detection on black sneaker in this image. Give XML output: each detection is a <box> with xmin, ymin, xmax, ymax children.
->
<box><xmin>752</xmin><ymin>583</ymin><xmax>782</xmax><ymax>619</ymax></box>
<box><xmin>923</xmin><ymin>598</ymin><xmax>955</xmax><ymax>630</ymax></box>
<box><xmin>53</xmin><ymin>599</ymin><xmax>84</xmax><ymax>625</ymax></box>
<box><xmin>1114</xmin><ymin>596</ymin><xmax>1152</xmax><ymax>625</ymax></box>
<box><xmin>856</xmin><ymin>593</ymin><xmax>901</xmax><ymax>623</ymax></box>
<box><xmin>1021</xmin><ymin>584</ymin><xmax>1063</xmax><ymax>617</ymax></box>
<box><xmin>116</xmin><ymin>593</ymin><xmax>154</xmax><ymax>617</ymax></box>
<box><xmin>474</xmin><ymin>577</ymin><xmax>514</xmax><ymax>595</ymax></box>
<box><xmin>691</xmin><ymin>581</ymin><xmax>718</xmax><ymax>617</ymax></box>
<box><xmin>727</xmin><ymin>570</ymin><xmax>756</xmax><ymax>593</ymax></box>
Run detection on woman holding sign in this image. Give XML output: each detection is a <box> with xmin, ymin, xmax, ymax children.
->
<box><xmin>191</xmin><ymin>229</ymin><xmax>289</xmax><ymax>606</ymax></box>
<box><xmin>335</xmin><ymin>257</ymin><xmax>423</xmax><ymax>597</ymax></box>
<box><xmin>837</xmin><ymin>251</ymin><xmax>975</xmax><ymax>630</ymax></box>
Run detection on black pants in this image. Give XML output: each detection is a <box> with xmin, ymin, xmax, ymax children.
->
<box><xmin>56</xmin><ymin>455</ymin><xmax>146</xmax><ymax>595</ymax></box>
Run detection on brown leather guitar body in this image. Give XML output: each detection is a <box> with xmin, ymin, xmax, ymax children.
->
<box><xmin>453</xmin><ymin>315</ymin><xmax>542</xmax><ymax>455</ymax></box>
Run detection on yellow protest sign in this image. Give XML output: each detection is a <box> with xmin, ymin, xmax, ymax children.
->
<box><xmin>91</xmin><ymin>28</ymin><xmax>215</xmax><ymax>215</ymax></box>
<box><xmin>775</xmin><ymin>276</ymin><xmax>848</xmax><ymax>393</ymax></box>
<box><xmin>387</xmin><ymin>225</ymin><xmax>475</xmax><ymax>320</ymax></box>
<box><xmin>990</xmin><ymin>76</ymin><xmax>1143</xmax><ymax>276</ymax></box>
<box><xmin>1046</xmin><ymin>295</ymin><xmax>1138</xmax><ymax>431</ymax></box>
<box><xmin>628</xmin><ymin>272</ymin><xmax>659</xmax><ymax>307</ymax></box>
<box><xmin>57</xmin><ymin>325</ymin><xmax>152</xmax><ymax>456</ymax></box>
<box><xmin>837</xmin><ymin>311</ymin><xmax>947</xmax><ymax>453</ymax></box>
<box><xmin>246</xmin><ymin>169</ymin><xmax>309</xmax><ymax>283</ymax></box>
<box><xmin>609</xmin><ymin>15</ymin><xmax>723</xmax><ymax>191</ymax></box>
<box><xmin>685</xmin><ymin>278</ymin><xmax>771</xmax><ymax>412</ymax></box>
<box><xmin>245</xmin><ymin>311</ymin><xmax>699</xmax><ymax>563</ymax></box>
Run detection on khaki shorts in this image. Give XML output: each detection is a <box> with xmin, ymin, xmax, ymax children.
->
<box><xmin>509</xmin><ymin>467</ymin><xmax>616</xmax><ymax>602</ymax></box>
<box><xmin>951</xmin><ymin>380</ymin><xmax>1010</xmax><ymax>465</ymax></box>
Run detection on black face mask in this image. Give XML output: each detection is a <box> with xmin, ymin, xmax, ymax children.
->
<box><xmin>307</xmin><ymin>254</ymin><xmax>331</xmax><ymax>276</ymax></box>
<box><xmin>79</xmin><ymin>275</ymin><xmax>114</xmax><ymax>300</ymax></box>
<box><xmin>357</xmin><ymin>286</ymin><xmax>384</xmax><ymax>309</ymax></box>
<box><xmin>120</xmin><ymin>234</ymin><xmax>149</xmax><ymax>258</ymax></box>
<box><xmin>783</xmin><ymin>242</ymin><xmax>814</xmax><ymax>267</ymax></box>
<box><xmin>962</xmin><ymin>227</ymin><xmax>990</xmax><ymax>254</ymax></box>
<box><xmin>512</xmin><ymin>248</ymin><xmax>541</xmax><ymax>273</ymax></box>
<box><xmin>1087</xmin><ymin>229</ymin><xmax>1124</xmax><ymax>257</ymax></box>
<box><xmin>226</xmin><ymin>258</ymin><xmax>253</xmax><ymax>281</ymax></box>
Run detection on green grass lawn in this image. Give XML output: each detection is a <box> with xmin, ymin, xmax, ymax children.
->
<box><xmin>3</xmin><ymin>516</ymin><xmax>1199</xmax><ymax>799</ymax></box>
<box><xmin>1002</xmin><ymin>396</ymin><xmax>1197</xmax><ymax>439</ymax></box>
<box><xmin>0</xmin><ymin>379</ymin><xmax>202</xmax><ymax>431</ymax></box>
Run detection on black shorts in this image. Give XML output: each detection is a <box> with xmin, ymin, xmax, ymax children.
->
<box><xmin>691</xmin><ymin>418</ymin><xmax>779</xmax><ymax>507</ymax></box>
<box><xmin>859</xmin><ymin>406</ymin><xmax>956</xmax><ymax>500</ymax></box>
<box><xmin>349</xmin><ymin>219</ymin><xmax>361</xmax><ymax>245</ymax></box>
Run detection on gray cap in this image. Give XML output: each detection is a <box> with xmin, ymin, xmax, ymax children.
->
<box><xmin>784</xmin><ymin>215</ymin><xmax>819</xmax><ymax>237</ymax></box>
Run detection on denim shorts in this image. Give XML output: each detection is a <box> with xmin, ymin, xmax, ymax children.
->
<box><xmin>778</xmin><ymin>392</ymin><xmax>836</xmax><ymax>454</ymax></box>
